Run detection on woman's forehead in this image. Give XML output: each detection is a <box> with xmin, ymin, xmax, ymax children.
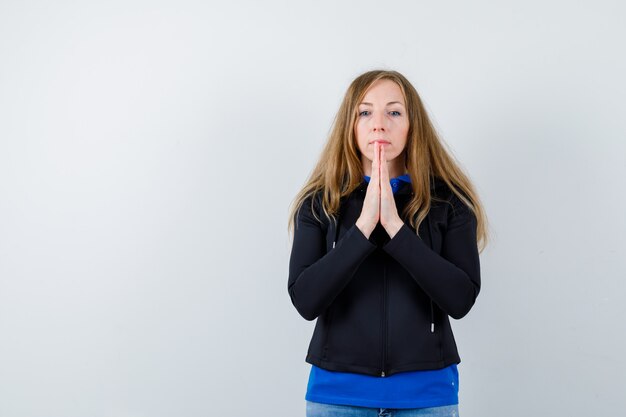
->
<box><xmin>360</xmin><ymin>80</ymin><xmax>405</xmax><ymax>105</ymax></box>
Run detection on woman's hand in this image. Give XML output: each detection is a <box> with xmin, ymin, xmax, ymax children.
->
<box><xmin>355</xmin><ymin>143</ymin><xmax>381</xmax><ymax>239</ymax></box>
<box><xmin>356</xmin><ymin>143</ymin><xmax>404</xmax><ymax>239</ymax></box>
<box><xmin>379</xmin><ymin>144</ymin><xmax>404</xmax><ymax>239</ymax></box>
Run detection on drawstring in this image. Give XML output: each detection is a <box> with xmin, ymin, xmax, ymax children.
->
<box><xmin>427</xmin><ymin>209</ymin><xmax>435</xmax><ymax>333</ymax></box>
<box><xmin>430</xmin><ymin>301</ymin><xmax>434</xmax><ymax>333</ymax></box>
<box><xmin>332</xmin><ymin>213</ymin><xmax>340</xmax><ymax>249</ymax></box>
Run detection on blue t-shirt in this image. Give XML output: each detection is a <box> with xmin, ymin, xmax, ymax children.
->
<box><xmin>305</xmin><ymin>173</ymin><xmax>459</xmax><ymax>408</ymax></box>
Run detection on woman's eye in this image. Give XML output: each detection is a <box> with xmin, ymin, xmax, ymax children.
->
<box><xmin>359</xmin><ymin>110</ymin><xmax>401</xmax><ymax>117</ymax></box>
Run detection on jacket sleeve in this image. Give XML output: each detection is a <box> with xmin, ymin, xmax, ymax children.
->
<box><xmin>288</xmin><ymin>196</ymin><xmax>378</xmax><ymax>321</ymax></box>
<box><xmin>381</xmin><ymin>193</ymin><xmax>481</xmax><ymax>320</ymax></box>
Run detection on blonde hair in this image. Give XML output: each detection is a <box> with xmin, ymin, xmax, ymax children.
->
<box><xmin>287</xmin><ymin>69</ymin><xmax>490</xmax><ymax>252</ymax></box>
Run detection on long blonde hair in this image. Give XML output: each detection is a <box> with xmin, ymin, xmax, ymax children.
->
<box><xmin>288</xmin><ymin>69</ymin><xmax>490</xmax><ymax>253</ymax></box>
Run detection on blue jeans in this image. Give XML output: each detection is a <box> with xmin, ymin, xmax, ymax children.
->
<box><xmin>306</xmin><ymin>400</ymin><xmax>459</xmax><ymax>417</ymax></box>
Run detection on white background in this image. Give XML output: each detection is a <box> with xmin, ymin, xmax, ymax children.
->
<box><xmin>1</xmin><ymin>1</ymin><xmax>625</xmax><ymax>416</ymax></box>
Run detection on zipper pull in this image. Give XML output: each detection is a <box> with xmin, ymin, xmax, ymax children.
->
<box><xmin>431</xmin><ymin>322</ymin><xmax>434</xmax><ymax>333</ymax></box>
<box><xmin>332</xmin><ymin>241</ymin><xmax>336</xmax><ymax>248</ymax></box>
<box><xmin>381</xmin><ymin>371</ymin><xmax>386</xmax><ymax>377</ymax></box>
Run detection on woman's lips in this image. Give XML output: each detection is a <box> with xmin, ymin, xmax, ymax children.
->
<box><xmin>371</xmin><ymin>140</ymin><xmax>390</xmax><ymax>145</ymax></box>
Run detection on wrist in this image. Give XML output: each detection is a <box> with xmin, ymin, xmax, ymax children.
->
<box><xmin>356</xmin><ymin>217</ymin><xmax>374</xmax><ymax>239</ymax></box>
<box><xmin>386</xmin><ymin>219</ymin><xmax>404</xmax><ymax>239</ymax></box>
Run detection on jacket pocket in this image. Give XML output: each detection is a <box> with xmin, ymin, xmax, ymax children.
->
<box><xmin>432</xmin><ymin>302</ymin><xmax>444</xmax><ymax>361</ymax></box>
<box><xmin>386</xmin><ymin>267</ymin><xmax>443</xmax><ymax>366</ymax></box>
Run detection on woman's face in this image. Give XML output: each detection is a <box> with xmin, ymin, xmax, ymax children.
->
<box><xmin>354</xmin><ymin>79</ymin><xmax>409</xmax><ymax>168</ymax></box>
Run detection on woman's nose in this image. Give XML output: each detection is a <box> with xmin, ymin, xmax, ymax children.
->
<box><xmin>372</xmin><ymin>111</ymin><xmax>386</xmax><ymax>131</ymax></box>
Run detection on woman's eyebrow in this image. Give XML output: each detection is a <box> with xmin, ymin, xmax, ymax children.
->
<box><xmin>359</xmin><ymin>101</ymin><xmax>404</xmax><ymax>106</ymax></box>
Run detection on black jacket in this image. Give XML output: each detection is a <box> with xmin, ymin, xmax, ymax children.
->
<box><xmin>287</xmin><ymin>177</ymin><xmax>481</xmax><ymax>377</ymax></box>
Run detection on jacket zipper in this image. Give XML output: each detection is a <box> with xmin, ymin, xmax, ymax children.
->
<box><xmin>381</xmin><ymin>262</ymin><xmax>387</xmax><ymax>377</ymax></box>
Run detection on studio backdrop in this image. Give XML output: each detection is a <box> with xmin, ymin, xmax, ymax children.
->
<box><xmin>0</xmin><ymin>1</ymin><xmax>624</xmax><ymax>416</ymax></box>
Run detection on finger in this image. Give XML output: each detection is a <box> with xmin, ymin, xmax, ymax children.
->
<box><xmin>376</xmin><ymin>143</ymin><xmax>381</xmax><ymax>212</ymax></box>
<box><xmin>373</xmin><ymin>142</ymin><xmax>380</xmax><ymax>184</ymax></box>
<box><xmin>380</xmin><ymin>145</ymin><xmax>389</xmax><ymax>185</ymax></box>
<box><xmin>377</xmin><ymin>143</ymin><xmax>383</xmax><ymax>186</ymax></box>
<box><xmin>367</xmin><ymin>143</ymin><xmax>378</xmax><ymax>195</ymax></box>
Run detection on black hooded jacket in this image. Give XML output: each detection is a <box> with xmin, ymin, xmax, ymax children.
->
<box><xmin>287</xmin><ymin>176</ymin><xmax>481</xmax><ymax>377</ymax></box>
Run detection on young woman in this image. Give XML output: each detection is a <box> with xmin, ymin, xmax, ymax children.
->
<box><xmin>287</xmin><ymin>69</ymin><xmax>489</xmax><ymax>417</ymax></box>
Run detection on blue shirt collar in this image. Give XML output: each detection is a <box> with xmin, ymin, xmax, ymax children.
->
<box><xmin>363</xmin><ymin>173</ymin><xmax>411</xmax><ymax>194</ymax></box>
<box><xmin>364</xmin><ymin>173</ymin><xmax>411</xmax><ymax>183</ymax></box>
